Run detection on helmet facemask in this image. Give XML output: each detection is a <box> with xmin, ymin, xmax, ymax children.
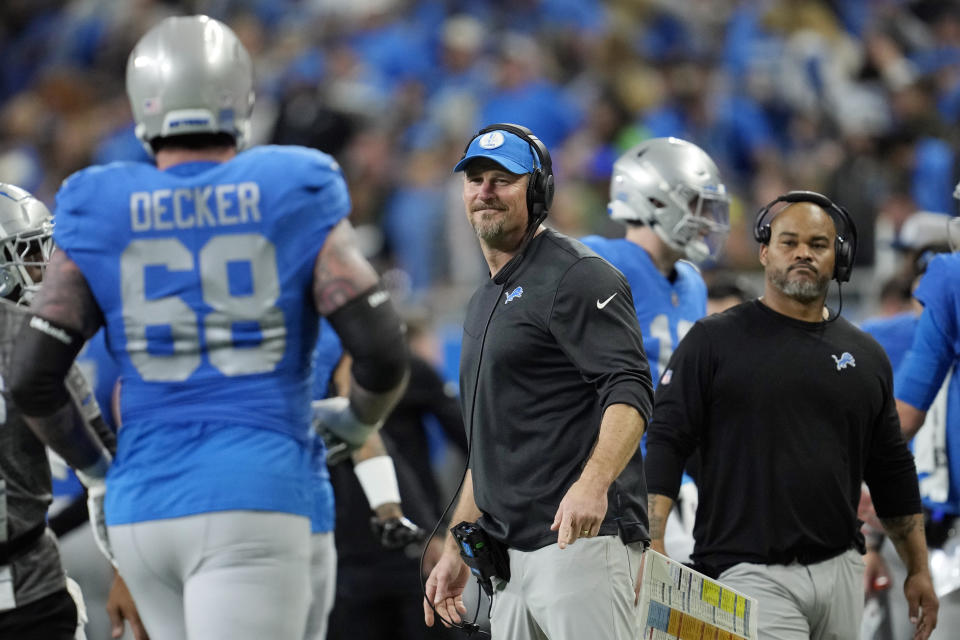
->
<box><xmin>662</xmin><ymin>183</ymin><xmax>730</xmax><ymax>264</ymax></box>
<box><xmin>607</xmin><ymin>138</ymin><xmax>731</xmax><ymax>264</ymax></box>
<box><xmin>0</xmin><ymin>184</ymin><xmax>54</xmax><ymax>306</ymax></box>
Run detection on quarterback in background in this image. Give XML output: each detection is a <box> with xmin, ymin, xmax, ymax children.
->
<box><xmin>581</xmin><ymin>137</ymin><xmax>730</xmax><ymax>561</ymax></box>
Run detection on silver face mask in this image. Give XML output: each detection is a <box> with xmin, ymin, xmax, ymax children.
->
<box><xmin>0</xmin><ymin>184</ymin><xmax>54</xmax><ymax>305</ymax></box>
<box><xmin>608</xmin><ymin>137</ymin><xmax>730</xmax><ymax>264</ymax></box>
<box><xmin>126</xmin><ymin>15</ymin><xmax>255</xmax><ymax>156</ymax></box>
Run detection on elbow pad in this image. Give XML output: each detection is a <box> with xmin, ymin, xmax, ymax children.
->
<box><xmin>327</xmin><ymin>285</ymin><xmax>408</xmax><ymax>392</ymax></box>
<box><xmin>10</xmin><ymin>315</ymin><xmax>85</xmax><ymax>417</ymax></box>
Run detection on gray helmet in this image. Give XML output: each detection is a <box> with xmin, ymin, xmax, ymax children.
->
<box><xmin>0</xmin><ymin>183</ymin><xmax>54</xmax><ymax>305</ymax></box>
<box><xmin>608</xmin><ymin>137</ymin><xmax>730</xmax><ymax>263</ymax></box>
<box><xmin>126</xmin><ymin>15</ymin><xmax>254</xmax><ymax>156</ymax></box>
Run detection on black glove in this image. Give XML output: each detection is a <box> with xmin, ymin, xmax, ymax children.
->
<box><xmin>371</xmin><ymin>515</ymin><xmax>427</xmax><ymax>550</ymax></box>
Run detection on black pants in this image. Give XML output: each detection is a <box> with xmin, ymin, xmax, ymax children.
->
<box><xmin>0</xmin><ymin>588</ymin><xmax>78</xmax><ymax>640</ymax></box>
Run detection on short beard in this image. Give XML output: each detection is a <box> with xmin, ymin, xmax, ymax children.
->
<box><xmin>472</xmin><ymin>216</ymin><xmax>505</xmax><ymax>241</ymax></box>
<box><xmin>770</xmin><ymin>266</ymin><xmax>829</xmax><ymax>303</ymax></box>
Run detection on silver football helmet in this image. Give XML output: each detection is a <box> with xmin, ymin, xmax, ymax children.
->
<box><xmin>0</xmin><ymin>184</ymin><xmax>54</xmax><ymax>305</ymax></box>
<box><xmin>126</xmin><ymin>15</ymin><xmax>255</xmax><ymax>156</ymax></box>
<box><xmin>608</xmin><ymin>137</ymin><xmax>730</xmax><ymax>263</ymax></box>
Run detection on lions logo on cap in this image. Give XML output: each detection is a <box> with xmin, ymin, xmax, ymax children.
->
<box><xmin>478</xmin><ymin>131</ymin><xmax>505</xmax><ymax>149</ymax></box>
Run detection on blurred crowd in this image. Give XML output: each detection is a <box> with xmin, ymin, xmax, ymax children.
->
<box><xmin>3</xmin><ymin>0</ymin><xmax>960</xmax><ymax>323</ymax></box>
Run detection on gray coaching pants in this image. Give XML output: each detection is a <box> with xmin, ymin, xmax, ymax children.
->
<box><xmin>719</xmin><ymin>548</ymin><xmax>865</xmax><ymax>640</ymax></box>
<box><xmin>489</xmin><ymin>535</ymin><xmax>643</xmax><ymax>640</ymax></box>
<box><xmin>110</xmin><ymin>511</ymin><xmax>312</xmax><ymax>640</ymax></box>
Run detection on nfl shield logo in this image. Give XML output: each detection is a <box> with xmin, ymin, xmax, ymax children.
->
<box><xmin>143</xmin><ymin>97</ymin><xmax>161</xmax><ymax>115</ymax></box>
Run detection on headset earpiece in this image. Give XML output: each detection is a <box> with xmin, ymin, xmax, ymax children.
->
<box><xmin>834</xmin><ymin>230</ymin><xmax>855</xmax><ymax>283</ymax></box>
<box><xmin>754</xmin><ymin>221</ymin><xmax>772</xmax><ymax>246</ymax></box>
<box><xmin>753</xmin><ymin>190</ymin><xmax>857</xmax><ymax>283</ymax></box>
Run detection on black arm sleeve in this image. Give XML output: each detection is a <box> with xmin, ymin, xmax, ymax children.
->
<box><xmin>548</xmin><ymin>257</ymin><xmax>654</xmax><ymax>423</ymax></box>
<box><xmin>646</xmin><ymin>321</ymin><xmax>712</xmax><ymax>499</ymax></box>
<box><xmin>89</xmin><ymin>415</ymin><xmax>117</xmax><ymax>458</ymax></box>
<box><xmin>48</xmin><ymin>492</ymin><xmax>90</xmax><ymax>538</ymax></box>
<box><xmin>10</xmin><ymin>315</ymin><xmax>85</xmax><ymax>417</ymax></box>
<box><xmin>327</xmin><ymin>285</ymin><xmax>408</xmax><ymax>392</ymax></box>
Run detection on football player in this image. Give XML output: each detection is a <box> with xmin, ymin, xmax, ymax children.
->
<box><xmin>896</xmin><ymin>211</ymin><xmax>960</xmax><ymax>639</ymax></box>
<box><xmin>581</xmin><ymin>137</ymin><xmax>730</xmax><ymax>561</ymax></box>
<box><xmin>8</xmin><ymin>16</ymin><xmax>408</xmax><ymax>640</ymax></box>
<box><xmin>0</xmin><ymin>183</ymin><xmax>122</xmax><ymax>640</ymax></box>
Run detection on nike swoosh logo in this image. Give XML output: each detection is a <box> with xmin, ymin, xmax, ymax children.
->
<box><xmin>597</xmin><ymin>292</ymin><xmax>618</xmax><ymax>309</ymax></box>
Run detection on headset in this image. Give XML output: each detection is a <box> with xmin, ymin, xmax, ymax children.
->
<box><xmin>753</xmin><ymin>190</ymin><xmax>858</xmax><ymax>283</ymax></box>
<box><xmin>460</xmin><ymin>123</ymin><xmax>555</xmax><ymax>224</ymax></box>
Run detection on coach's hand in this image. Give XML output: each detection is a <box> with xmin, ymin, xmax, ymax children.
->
<box><xmin>424</xmin><ymin>547</ymin><xmax>470</xmax><ymax>628</ymax></box>
<box><xmin>551</xmin><ymin>476</ymin><xmax>607</xmax><ymax>549</ymax></box>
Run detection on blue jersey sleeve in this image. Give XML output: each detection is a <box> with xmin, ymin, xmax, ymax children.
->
<box><xmin>54</xmin><ymin>168</ymin><xmax>96</xmax><ymax>251</ymax></box>
<box><xmin>896</xmin><ymin>304</ymin><xmax>957</xmax><ymax>410</ymax></box>
<box><xmin>55</xmin><ymin>163</ymin><xmax>141</xmax><ymax>254</ymax></box>
<box><xmin>311</xmin><ymin>318</ymin><xmax>344</xmax><ymax>400</ymax></box>
<box><xmin>260</xmin><ymin>145</ymin><xmax>351</xmax><ymax>226</ymax></box>
<box><xmin>896</xmin><ymin>254</ymin><xmax>960</xmax><ymax>409</ymax></box>
<box><xmin>913</xmin><ymin>254</ymin><xmax>960</xmax><ymax>355</ymax></box>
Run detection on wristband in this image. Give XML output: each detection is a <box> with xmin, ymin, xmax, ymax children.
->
<box><xmin>354</xmin><ymin>455</ymin><xmax>401</xmax><ymax>509</ymax></box>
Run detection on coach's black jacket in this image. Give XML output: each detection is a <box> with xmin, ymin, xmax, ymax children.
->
<box><xmin>460</xmin><ymin>228</ymin><xmax>654</xmax><ymax>551</ymax></box>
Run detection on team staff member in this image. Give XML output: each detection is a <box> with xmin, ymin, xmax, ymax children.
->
<box><xmin>646</xmin><ymin>193</ymin><xmax>939</xmax><ymax>639</ymax></box>
<box><xmin>424</xmin><ymin>124</ymin><xmax>654</xmax><ymax>640</ymax></box>
<box><xmin>8</xmin><ymin>16</ymin><xmax>407</xmax><ymax>640</ymax></box>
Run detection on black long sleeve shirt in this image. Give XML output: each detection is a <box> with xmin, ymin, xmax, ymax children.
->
<box><xmin>460</xmin><ymin>229</ymin><xmax>654</xmax><ymax>551</ymax></box>
<box><xmin>646</xmin><ymin>300</ymin><xmax>921</xmax><ymax>577</ymax></box>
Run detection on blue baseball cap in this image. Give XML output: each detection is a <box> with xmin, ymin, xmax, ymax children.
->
<box><xmin>454</xmin><ymin>130</ymin><xmax>541</xmax><ymax>174</ymax></box>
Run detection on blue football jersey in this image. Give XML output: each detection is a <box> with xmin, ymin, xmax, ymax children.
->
<box><xmin>54</xmin><ymin>145</ymin><xmax>350</xmax><ymax>525</ymax></box>
<box><xmin>896</xmin><ymin>253</ymin><xmax>960</xmax><ymax>514</ymax></box>
<box><xmin>861</xmin><ymin>312</ymin><xmax>918</xmax><ymax>373</ymax></box>
<box><xmin>308</xmin><ymin>318</ymin><xmax>344</xmax><ymax>533</ymax></box>
<box><xmin>312</xmin><ymin>318</ymin><xmax>345</xmax><ymax>400</ymax></box>
<box><xmin>580</xmin><ymin>236</ymin><xmax>706</xmax><ymax>386</ymax></box>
